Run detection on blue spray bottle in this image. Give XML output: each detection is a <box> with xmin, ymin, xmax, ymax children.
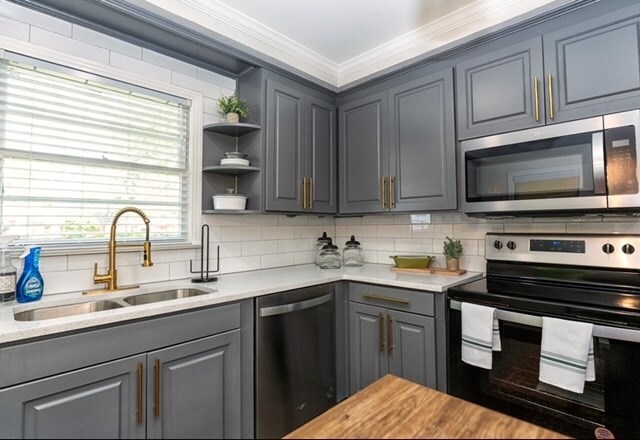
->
<box><xmin>16</xmin><ymin>246</ymin><xmax>44</xmax><ymax>303</ymax></box>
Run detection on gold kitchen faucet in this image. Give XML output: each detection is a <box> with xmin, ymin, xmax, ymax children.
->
<box><xmin>85</xmin><ymin>207</ymin><xmax>153</xmax><ymax>295</ymax></box>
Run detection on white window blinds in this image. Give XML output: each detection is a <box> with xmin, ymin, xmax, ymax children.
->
<box><xmin>0</xmin><ymin>55</ymin><xmax>190</xmax><ymax>246</ymax></box>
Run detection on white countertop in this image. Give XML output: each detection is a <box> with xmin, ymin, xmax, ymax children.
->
<box><xmin>0</xmin><ymin>263</ymin><xmax>483</xmax><ymax>344</ymax></box>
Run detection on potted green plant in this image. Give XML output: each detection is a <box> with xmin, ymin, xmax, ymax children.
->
<box><xmin>218</xmin><ymin>93</ymin><xmax>249</xmax><ymax>123</ymax></box>
<box><xmin>443</xmin><ymin>236</ymin><xmax>463</xmax><ymax>270</ymax></box>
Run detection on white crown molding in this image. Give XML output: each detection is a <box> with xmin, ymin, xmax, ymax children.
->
<box><xmin>145</xmin><ymin>0</ymin><xmax>572</xmax><ymax>88</ymax></box>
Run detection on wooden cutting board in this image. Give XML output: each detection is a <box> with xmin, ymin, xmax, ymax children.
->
<box><xmin>390</xmin><ymin>266</ymin><xmax>467</xmax><ymax>275</ymax></box>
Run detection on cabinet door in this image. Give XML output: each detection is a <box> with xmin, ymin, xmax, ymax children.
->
<box><xmin>456</xmin><ymin>38</ymin><xmax>544</xmax><ymax>139</ymax></box>
<box><xmin>0</xmin><ymin>354</ymin><xmax>146</xmax><ymax>439</ymax></box>
<box><xmin>307</xmin><ymin>95</ymin><xmax>336</xmax><ymax>213</ymax></box>
<box><xmin>339</xmin><ymin>91</ymin><xmax>389</xmax><ymax>214</ymax></box>
<box><xmin>544</xmin><ymin>6</ymin><xmax>640</xmax><ymax>123</ymax></box>
<box><xmin>146</xmin><ymin>330</ymin><xmax>242</xmax><ymax>439</ymax></box>
<box><xmin>349</xmin><ymin>302</ymin><xmax>388</xmax><ymax>394</ymax></box>
<box><xmin>387</xmin><ymin>309</ymin><xmax>436</xmax><ymax>389</ymax></box>
<box><xmin>265</xmin><ymin>78</ymin><xmax>305</xmax><ymax>212</ymax></box>
<box><xmin>388</xmin><ymin>69</ymin><xmax>456</xmax><ymax>211</ymax></box>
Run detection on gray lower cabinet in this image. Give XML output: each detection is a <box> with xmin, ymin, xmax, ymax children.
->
<box><xmin>348</xmin><ymin>283</ymin><xmax>436</xmax><ymax>393</ymax></box>
<box><xmin>457</xmin><ymin>2</ymin><xmax>640</xmax><ymax>139</ymax></box>
<box><xmin>0</xmin><ymin>302</ymin><xmax>251</xmax><ymax>439</ymax></box>
<box><xmin>339</xmin><ymin>68</ymin><xmax>456</xmax><ymax>214</ymax></box>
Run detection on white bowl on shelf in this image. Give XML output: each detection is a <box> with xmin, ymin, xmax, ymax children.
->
<box><xmin>220</xmin><ymin>158</ymin><xmax>250</xmax><ymax>166</ymax></box>
<box><xmin>213</xmin><ymin>191</ymin><xmax>247</xmax><ymax>210</ymax></box>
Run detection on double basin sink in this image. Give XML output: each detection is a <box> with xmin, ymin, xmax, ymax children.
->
<box><xmin>13</xmin><ymin>288</ymin><xmax>215</xmax><ymax>322</ymax></box>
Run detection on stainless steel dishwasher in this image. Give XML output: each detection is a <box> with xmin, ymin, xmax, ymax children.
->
<box><xmin>255</xmin><ymin>284</ymin><xmax>336</xmax><ymax>439</ymax></box>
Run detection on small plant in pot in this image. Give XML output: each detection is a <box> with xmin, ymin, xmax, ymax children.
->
<box><xmin>218</xmin><ymin>93</ymin><xmax>249</xmax><ymax>123</ymax></box>
<box><xmin>443</xmin><ymin>236</ymin><xmax>463</xmax><ymax>270</ymax></box>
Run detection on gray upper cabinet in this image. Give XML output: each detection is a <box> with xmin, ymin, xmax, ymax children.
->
<box><xmin>543</xmin><ymin>6</ymin><xmax>640</xmax><ymax>123</ymax></box>
<box><xmin>456</xmin><ymin>38</ymin><xmax>544</xmax><ymax>140</ymax></box>
<box><xmin>339</xmin><ymin>68</ymin><xmax>456</xmax><ymax>214</ymax></box>
<box><xmin>264</xmin><ymin>75</ymin><xmax>337</xmax><ymax>214</ymax></box>
<box><xmin>457</xmin><ymin>3</ymin><xmax>640</xmax><ymax>139</ymax></box>
<box><xmin>339</xmin><ymin>91</ymin><xmax>389</xmax><ymax>214</ymax></box>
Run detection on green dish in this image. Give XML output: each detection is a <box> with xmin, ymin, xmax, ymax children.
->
<box><xmin>389</xmin><ymin>255</ymin><xmax>435</xmax><ymax>269</ymax></box>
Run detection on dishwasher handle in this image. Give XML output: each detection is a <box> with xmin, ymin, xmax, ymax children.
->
<box><xmin>259</xmin><ymin>292</ymin><xmax>333</xmax><ymax>317</ymax></box>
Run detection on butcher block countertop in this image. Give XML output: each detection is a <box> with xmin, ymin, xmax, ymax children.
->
<box><xmin>284</xmin><ymin>375</ymin><xmax>570</xmax><ymax>439</ymax></box>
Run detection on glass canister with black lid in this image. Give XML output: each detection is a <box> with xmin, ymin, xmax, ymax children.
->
<box><xmin>315</xmin><ymin>231</ymin><xmax>333</xmax><ymax>266</ymax></box>
<box><xmin>342</xmin><ymin>235</ymin><xmax>364</xmax><ymax>267</ymax></box>
<box><xmin>318</xmin><ymin>243</ymin><xmax>341</xmax><ymax>269</ymax></box>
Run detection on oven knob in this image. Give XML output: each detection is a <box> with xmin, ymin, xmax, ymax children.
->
<box><xmin>602</xmin><ymin>243</ymin><xmax>615</xmax><ymax>254</ymax></box>
<box><xmin>622</xmin><ymin>243</ymin><xmax>635</xmax><ymax>255</ymax></box>
<box><xmin>506</xmin><ymin>241</ymin><xmax>517</xmax><ymax>250</ymax></box>
<box><xmin>493</xmin><ymin>240</ymin><xmax>503</xmax><ymax>250</ymax></box>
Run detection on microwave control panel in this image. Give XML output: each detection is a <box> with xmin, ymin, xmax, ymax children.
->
<box><xmin>605</xmin><ymin>125</ymin><xmax>638</xmax><ymax>194</ymax></box>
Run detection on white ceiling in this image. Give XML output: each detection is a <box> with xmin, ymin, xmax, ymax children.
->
<box><xmin>142</xmin><ymin>0</ymin><xmax>574</xmax><ymax>88</ymax></box>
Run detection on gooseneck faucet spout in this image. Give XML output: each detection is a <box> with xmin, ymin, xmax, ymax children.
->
<box><xmin>87</xmin><ymin>207</ymin><xmax>153</xmax><ymax>294</ymax></box>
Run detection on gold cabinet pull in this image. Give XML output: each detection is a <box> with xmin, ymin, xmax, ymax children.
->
<box><xmin>381</xmin><ymin>176</ymin><xmax>387</xmax><ymax>209</ymax></box>
<box><xmin>363</xmin><ymin>294</ymin><xmax>409</xmax><ymax>305</ymax></box>
<box><xmin>379</xmin><ymin>313</ymin><xmax>385</xmax><ymax>353</ymax></box>
<box><xmin>389</xmin><ymin>176</ymin><xmax>395</xmax><ymax>209</ymax></box>
<box><xmin>533</xmin><ymin>76</ymin><xmax>540</xmax><ymax>122</ymax></box>
<box><xmin>137</xmin><ymin>362</ymin><xmax>144</xmax><ymax>424</ymax></box>
<box><xmin>309</xmin><ymin>177</ymin><xmax>314</xmax><ymax>210</ymax></box>
<box><xmin>387</xmin><ymin>315</ymin><xmax>394</xmax><ymax>354</ymax></box>
<box><xmin>302</xmin><ymin>177</ymin><xmax>308</xmax><ymax>209</ymax></box>
<box><xmin>547</xmin><ymin>73</ymin><xmax>554</xmax><ymax>119</ymax></box>
<box><xmin>154</xmin><ymin>358</ymin><xmax>161</xmax><ymax>418</ymax></box>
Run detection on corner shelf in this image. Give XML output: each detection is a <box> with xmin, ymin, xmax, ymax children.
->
<box><xmin>203</xmin><ymin>123</ymin><xmax>261</xmax><ymax>137</ymax></box>
<box><xmin>203</xmin><ymin>165</ymin><xmax>261</xmax><ymax>175</ymax></box>
<box><xmin>202</xmin><ymin>122</ymin><xmax>262</xmax><ymax>213</ymax></box>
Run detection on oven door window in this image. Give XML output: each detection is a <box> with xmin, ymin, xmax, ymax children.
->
<box><xmin>465</xmin><ymin>132</ymin><xmax>603</xmax><ymax>202</ymax></box>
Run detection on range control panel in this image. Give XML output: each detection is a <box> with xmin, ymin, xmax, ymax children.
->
<box><xmin>486</xmin><ymin>233</ymin><xmax>640</xmax><ymax>269</ymax></box>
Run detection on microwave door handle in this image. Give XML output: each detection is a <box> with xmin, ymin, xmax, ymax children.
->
<box><xmin>450</xmin><ymin>299</ymin><xmax>640</xmax><ymax>343</ymax></box>
<box><xmin>592</xmin><ymin>131</ymin><xmax>607</xmax><ymax>195</ymax></box>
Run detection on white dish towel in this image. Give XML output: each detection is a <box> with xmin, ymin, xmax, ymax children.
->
<box><xmin>539</xmin><ymin>317</ymin><xmax>595</xmax><ymax>394</ymax></box>
<box><xmin>461</xmin><ymin>302</ymin><xmax>501</xmax><ymax>369</ymax></box>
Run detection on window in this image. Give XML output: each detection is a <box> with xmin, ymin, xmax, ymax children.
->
<box><xmin>0</xmin><ymin>54</ymin><xmax>191</xmax><ymax>246</ymax></box>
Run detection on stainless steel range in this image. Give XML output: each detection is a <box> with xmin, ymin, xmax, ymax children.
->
<box><xmin>447</xmin><ymin>233</ymin><xmax>640</xmax><ymax>439</ymax></box>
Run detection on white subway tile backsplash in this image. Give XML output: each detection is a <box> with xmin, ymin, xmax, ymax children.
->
<box><xmin>336</xmin><ymin>225</ymin><xmax>377</xmax><ymax>238</ymax></box>
<box><xmin>196</xmin><ymin>67</ymin><xmax>236</xmax><ymax>91</ymax></box>
<box><xmin>307</xmin><ymin>216</ymin><xmax>335</xmax><ymax>226</ymax></box>
<box><xmin>295</xmin><ymin>226</ymin><xmax>332</xmax><ymax>239</ymax></box>
<box><xmin>220</xmin><ymin>226</ymin><xmax>261</xmax><ymax>242</ymax></box>
<box><xmin>143</xmin><ymin>48</ymin><xmax>197</xmax><ymax>76</ymax></box>
<box><xmin>42</xmin><ymin>268</ymin><xmax>93</xmax><ymax>295</ymax></box>
<box><xmin>172</xmin><ymin>71</ymin><xmax>221</xmax><ymax>99</ymax></box>
<box><xmin>278</xmin><ymin>215</ymin><xmax>309</xmax><ymax>226</ymax></box>
<box><xmin>218</xmin><ymin>242</ymin><xmax>242</xmax><ymax>258</ymax></box>
<box><xmin>294</xmin><ymin>251</ymin><xmax>315</xmax><ymax>265</ymax></box>
<box><xmin>452</xmin><ymin>223</ymin><xmax>504</xmax><ymax>239</ymax></box>
<box><xmin>394</xmin><ymin>238</ymin><xmax>433</xmax><ymax>253</ymax></box>
<box><xmin>242</xmin><ymin>240</ymin><xmax>279</xmax><ymax>256</ymax></box>
<box><xmin>1</xmin><ymin>1</ymin><xmax>71</xmax><ymax>36</ymax></box>
<box><xmin>220</xmin><ymin>256</ymin><xmax>261</xmax><ymax>274</ymax></box>
<box><xmin>504</xmin><ymin>222</ymin><xmax>567</xmax><ymax>233</ymax></box>
<box><xmin>30</xmin><ymin>27</ymin><xmax>109</xmax><ymax>64</ymax></box>
<box><xmin>377</xmin><ymin>224</ymin><xmax>412</xmax><ymax>238</ymax></box>
<box><xmin>334</xmin><ymin>217</ymin><xmax>363</xmax><ymax>226</ymax></box>
<box><xmin>278</xmin><ymin>239</ymin><xmax>309</xmax><ymax>253</ymax></box>
<box><xmin>72</xmin><ymin>25</ymin><xmax>141</xmax><ymax>58</ymax></box>
<box><xmin>261</xmin><ymin>253</ymin><xmax>294</xmax><ymax>269</ymax></box>
<box><xmin>0</xmin><ymin>15</ymin><xmax>28</xmax><ymax>40</ymax></box>
<box><xmin>110</xmin><ymin>51</ymin><xmax>171</xmax><ymax>82</ymax></box>
<box><xmin>411</xmin><ymin>223</ymin><xmax>454</xmax><ymax>239</ymax></box>
<box><xmin>242</xmin><ymin>215</ymin><xmax>279</xmax><ymax>227</ymax></box>
<box><xmin>37</xmin><ymin>255</ymin><xmax>68</xmax><ymax>273</ymax></box>
<box><xmin>261</xmin><ymin>226</ymin><xmax>294</xmax><ymax>240</ymax></box>
<box><xmin>68</xmin><ymin>253</ymin><xmax>107</xmax><ymax>271</ymax></box>
<box><xmin>566</xmin><ymin>221</ymin><xmax>640</xmax><ymax>234</ymax></box>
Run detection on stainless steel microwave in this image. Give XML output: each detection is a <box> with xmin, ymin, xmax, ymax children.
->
<box><xmin>460</xmin><ymin>109</ymin><xmax>640</xmax><ymax>216</ymax></box>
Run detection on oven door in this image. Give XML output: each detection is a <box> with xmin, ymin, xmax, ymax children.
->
<box><xmin>460</xmin><ymin>115</ymin><xmax>607</xmax><ymax>215</ymax></box>
<box><xmin>447</xmin><ymin>298</ymin><xmax>640</xmax><ymax>439</ymax></box>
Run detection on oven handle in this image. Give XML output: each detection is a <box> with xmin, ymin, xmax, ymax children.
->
<box><xmin>449</xmin><ymin>300</ymin><xmax>640</xmax><ymax>343</ymax></box>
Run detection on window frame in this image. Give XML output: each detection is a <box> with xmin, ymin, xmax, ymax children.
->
<box><xmin>0</xmin><ymin>41</ymin><xmax>205</xmax><ymax>252</ymax></box>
